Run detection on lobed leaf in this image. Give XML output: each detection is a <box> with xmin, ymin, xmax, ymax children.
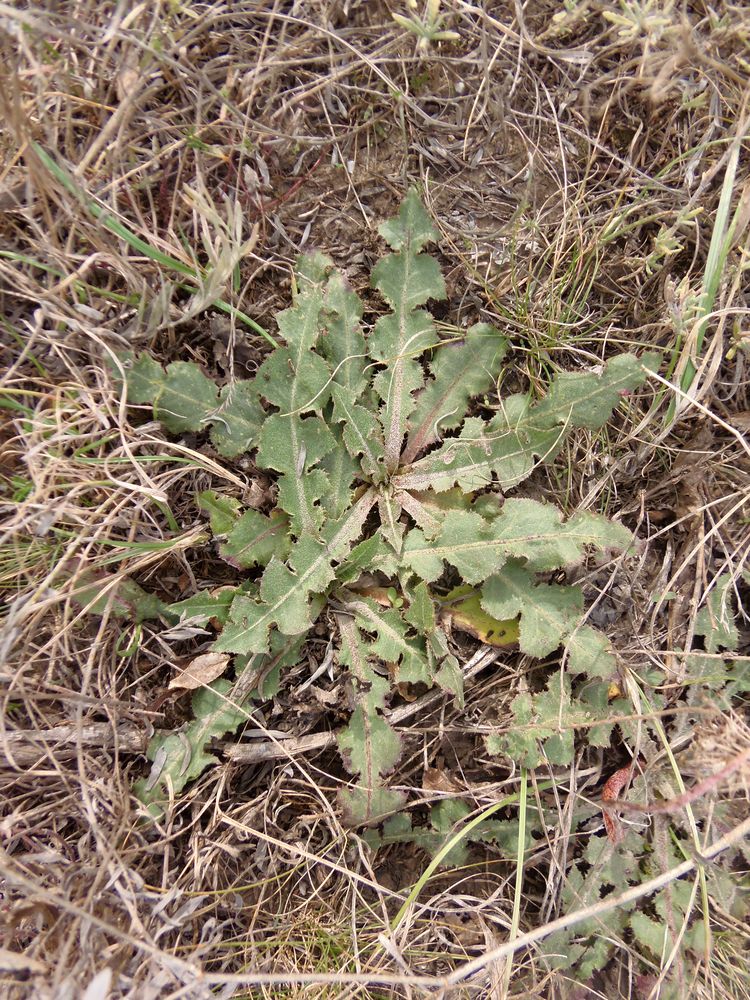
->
<box><xmin>401</xmin><ymin>322</ymin><xmax>507</xmax><ymax>464</ymax></box>
<box><xmin>134</xmin><ymin>678</ymin><xmax>248</xmax><ymax>815</ymax></box>
<box><xmin>370</xmin><ymin>189</ymin><xmax>446</xmax><ymax>471</ymax></box>
<box><xmin>320</xmin><ymin>271</ymin><xmax>368</xmax><ymax>400</ymax></box>
<box><xmin>336</xmin><ymin>615</ymin><xmax>406</xmax><ymax>825</ymax></box>
<box><xmin>219</xmin><ymin>509</ymin><xmax>291</xmax><ymax>570</ymax></box>
<box><xmin>216</xmin><ymin>489</ymin><xmax>377</xmax><ymax>654</ymax></box>
<box><xmin>343</xmin><ymin>595</ymin><xmax>431</xmax><ymax>686</ymax></box>
<box><xmin>482</xmin><ymin>559</ymin><xmax>583</xmax><ymax>658</ymax></box>
<box><xmin>165</xmin><ymin>588</ymin><xmax>237</xmax><ymax>628</ymax></box>
<box><xmin>210</xmin><ymin>381</ymin><xmax>265</xmax><ymax>457</ymax></box>
<box><xmin>253</xmin><ymin>257</ymin><xmax>345</xmax><ymax>535</ymax></box>
<box><xmin>73</xmin><ymin>571</ymin><xmax>165</xmax><ymax>622</ymax></box>
<box><xmin>396</xmin><ymin>354</ymin><xmax>653</xmax><ymax>493</ymax></box>
<box><xmin>488</xmin><ymin>674</ymin><xmax>578</xmax><ymax>768</ymax></box>
<box><xmin>330</xmin><ymin>383</ymin><xmax>384</xmax><ymax>479</ymax></box>
<box><xmin>377</xmin><ymin>187</ymin><xmax>441</xmax><ymax>253</ymax></box>
<box><xmin>404</xmin><ymin>500</ymin><xmax>632</xmax><ymax>585</ymax></box>
<box><xmin>318</xmin><ymin>445</ymin><xmax>361</xmax><ymax>520</ymax></box>
<box><xmin>694</xmin><ymin>573</ymin><xmax>740</xmax><ymax>653</ymax></box>
<box><xmin>256</xmin><ymin>413</ymin><xmax>335</xmax><ymax>536</ymax></box>
<box><xmin>198</xmin><ymin>490</ymin><xmax>242</xmax><ymax>535</ymax></box>
<box><xmin>256</xmin><ymin>264</ymin><xmax>331</xmax><ymax>413</ymax></box>
<box><xmin>155</xmin><ymin>361</ymin><xmax>221</xmax><ymax>434</ymax></box>
<box><xmin>533</xmin><ymin>352</ymin><xmax>658</xmax><ymax>430</ymax></box>
<box><xmin>122</xmin><ymin>354</ymin><xmax>261</xmax><ymax>458</ymax></box>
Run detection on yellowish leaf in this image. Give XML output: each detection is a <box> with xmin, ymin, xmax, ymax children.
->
<box><xmin>439</xmin><ymin>586</ymin><xmax>519</xmax><ymax>647</ymax></box>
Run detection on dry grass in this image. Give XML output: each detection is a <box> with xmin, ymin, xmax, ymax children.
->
<box><xmin>1</xmin><ymin>2</ymin><xmax>749</xmax><ymax>997</ymax></box>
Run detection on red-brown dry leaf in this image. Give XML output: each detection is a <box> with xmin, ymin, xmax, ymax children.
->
<box><xmin>168</xmin><ymin>652</ymin><xmax>230</xmax><ymax>692</ymax></box>
<box><xmin>601</xmin><ymin>762</ymin><xmax>636</xmax><ymax>844</ymax></box>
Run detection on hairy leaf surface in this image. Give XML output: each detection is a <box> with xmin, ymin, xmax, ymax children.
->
<box><xmin>396</xmin><ymin>355</ymin><xmax>651</xmax><ymax>493</ymax></box>
<box><xmin>120</xmin><ymin>190</ymin><xmax>654</xmax><ymax>841</ymax></box>
<box><xmin>402</xmin><ymin>322</ymin><xmax>507</xmax><ymax>464</ymax></box>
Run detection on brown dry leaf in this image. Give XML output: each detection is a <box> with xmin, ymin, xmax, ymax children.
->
<box><xmin>309</xmin><ymin>685</ymin><xmax>340</xmax><ymax>708</ymax></box>
<box><xmin>168</xmin><ymin>652</ymin><xmax>230</xmax><ymax>692</ymax></box>
<box><xmin>422</xmin><ymin>766</ymin><xmax>465</xmax><ymax>794</ymax></box>
<box><xmin>728</xmin><ymin>410</ymin><xmax>750</xmax><ymax>433</ymax></box>
<box><xmin>601</xmin><ymin>762</ymin><xmax>637</xmax><ymax>844</ymax></box>
<box><xmin>116</xmin><ymin>51</ymin><xmax>141</xmax><ymax>105</ymax></box>
<box><xmin>395</xmin><ymin>681</ymin><xmax>418</xmax><ymax>701</ymax></box>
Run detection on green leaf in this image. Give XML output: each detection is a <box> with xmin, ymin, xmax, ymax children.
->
<box><xmin>404</xmin><ymin>501</ymin><xmax>632</xmax><ymax>585</ymax></box>
<box><xmin>481</xmin><ymin>560</ymin><xmax>582</xmax><ymax>658</ymax></box>
<box><xmin>134</xmin><ymin>678</ymin><xmax>249</xmax><ymax>814</ymax></box>
<box><xmin>377</xmin><ymin>492</ymin><xmax>405</xmax><ymax>554</ymax></box>
<box><xmin>372</xmin><ymin>331</ymin><xmax>433</xmax><ymax>472</ymax></box>
<box><xmin>534</xmin><ymin>352</ymin><xmax>656</xmax><ymax>430</ymax></box>
<box><xmin>219</xmin><ymin>509</ymin><xmax>291</xmax><ymax>570</ymax></box>
<box><xmin>216</xmin><ymin>489</ymin><xmax>377</xmax><ymax>654</ymax></box>
<box><xmin>404</xmin><ymin>580</ymin><xmax>436</xmax><ymax>634</ymax></box>
<box><xmin>404</xmin><ymin>509</ymin><xmax>497</xmax><ymax>584</ymax></box>
<box><xmin>209</xmin><ymin>380</ymin><xmax>264</xmax><ymax>457</ymax></box>
<box><xmin>336</xmin><ymin>615</ymin><xmax>406</xmax><ymax>825</ymax></box>
<box><xmin>155</xmin><ymin>361</ymin><xmax>219</xmax><ymax>434</ymax></box>
<box><xmin>321</xmin><ymin>271</ymin><xmax>368</xmax><ymax>399</ymax></box>
<box><xmin>396</xmin><ymin>398</ymin><xmax>557</xmax><ymax>493</ymax></box>
<box><xmin>125</xmin><ymin>352</ymin><xmax>164</xmax><ymax>403</ymax></box>
<box><xmin>330</xmin><ymin>383</ymin><xmax>384</xmax><ymax>478</ymax></box>
<box><xmin>377</xmin><ymin>188</ymin><xmax>441</xmax><ymax>252</ymax></box>
<box><xmin>256</xmin><ymin>269</ymin><xmax>331</xmax><ymax>413</ymax></box>
<box><xmin>488</xmin><ymin>673</ymin><xmax>580</xmax><ymax>768</ymax></box>
<box><xmin>318</xmin><ymin>443</ymin><xmax>360</xmax><ymax>520</ymax></box>
<box><xmin>541</xmin><ymin>830</ymin><xmax>640</xmax><ymax>974</ymax></box>
<box><xmin>370</xmin><ymin>191</ymin><xmax>446</xmax><ymax>471</ymax></box>
<box><xmin>630</xmin><ymin>912</ymin><xmax>670</xmax><ymax>957</ymax></box>
<box><xmin>198</xmin><ymin>490</ymin><xmax>290</xmax><ymax>570</ymax></box>
<box><xmin>197</xmin><ymin>490</ymin><xmax>242</xmax><ymax>535</ymax></box>
<box><xmin>402</xmin><ymin>323</ymin><xmax>507</xmax><ymax>464</ymax></box>
<box><xmin>694</xmin><ymin>573</ymin><xmax>740</xmax><ymax>652</ymax></box>
<box><xmin>427</xmin><ymin>627</ymin><xmax>464</xmax><ymax>705</ymax></box>
<box><xmin>255</xmin><ymin>342</ymin><xmax>330</xmax><ymax>414</ymax></box>
<box><xmin>336</xmin><ymin>535</ymin><xmax>387</xmax><ymax>584</ymax></box>
<box><xmin>122</xmin><ymin>355</ymin><xmax>262</xmax><ymax>455</ymax></box>
<box><xmin>565</xmin><ymin>625</ymin><xmax>618</xmax><ymax>679</ymax></box>
<box><xmin>256</xmin><ymin>413</ymin><xmax>336</xmax><ymax>536</ymax></box>
<box><xmin>72</xmin><ymin>570</ymin><xmax>165</xmax><ymax>622</ymax></box>
<box><xmin>165</xmin><ymin>588</ymin><xmax>237</xmax><ymax>627</ymax></box>
<box><xmin>345</xmin><ymin>595</ymin><xmax>431</xmax><ymax>686</ymax></box>
<box><xmin>396</xmin><ymin>355</ymin><xmax>653</xmax><ymax>493</ymax></box>
<box><xmin>251</xmin><ymin>257</ymin><xmax>344</xmax><ymax>535</ymax></box>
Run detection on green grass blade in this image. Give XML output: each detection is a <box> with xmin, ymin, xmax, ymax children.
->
<box><xmin>389</xmin><ymin>777</ymin><xmax>551</xmax><ymax>935</ymax></box>
<box><xmin>666</xmin><ymin>135</ymin><xmax>744</xmax><ymax>424</ymax></box>
<box><xmin>502</xmin><ymin>767</ymin><xmax>528</xmax><ymax>993</ymax></box>
<box><xmin>31</xmin><ymin>142</ymin><xmax>277</xmax><ymax>345</ymax></box>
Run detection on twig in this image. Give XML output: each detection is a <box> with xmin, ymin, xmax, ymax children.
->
<box><xmin>225</xmin><ymin>646</ymin><xmax>503</xmax><ymax>764</ymax></box>
<box><xmin>0</xmin><ymin>722</ymin><xmax>146</xmax><ymax>766</ymax></box>
<box><xmin>442</xmin><ymin>813</ymin><xmax>750</xmax><ymax>989</ymax></box>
